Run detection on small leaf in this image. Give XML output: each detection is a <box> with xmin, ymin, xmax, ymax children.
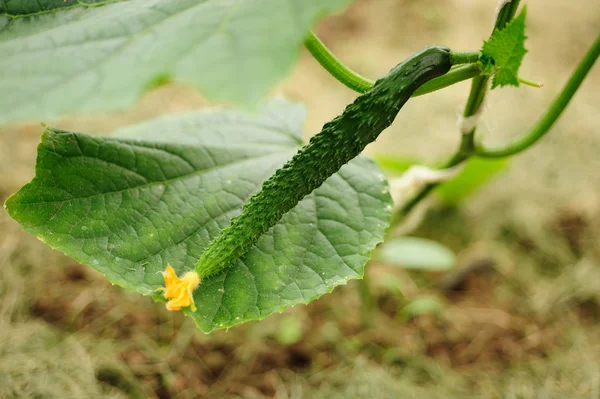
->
<box><xmin>437</xmin><ymin>158</ymin><xmax>508</xmax><ymax>205</ymax></box>
<box><xmin>400</xmin><ymin>295</ymin><xmax>443</xmax><ymax>319</ymax></box>
<box><xmin>5</xmin><ymin>98</ymin><xmax>392</xmax><ymax>333</ymax></box>
<box><xmin>374</xmin><ymin>272</ymin><xmax>405</xmax><ymax>296</ymax></box>
<box><xmin>375</xmin><ymin>237</ymin><xmax>456</xmax><ymax>272</ymax></box>
<box><xmin>275</xmin><ymin>315</ymin><xmax>304</xmax><ymax>346</ymax></box>
<box><xmin>0</xmin><ymin>0</ymin><xmax>354</xmax><ymax>123</ymax></box>
<box><xmin>481</xmin><ymin>6</ymin><xmax>528</xmax><ymax>89</ymax></box>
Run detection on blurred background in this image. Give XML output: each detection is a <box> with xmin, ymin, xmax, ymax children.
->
<box><xmin>1</xmin><ymin>0</ymin><xmax>600</xmax><ymax>397</ymax></box>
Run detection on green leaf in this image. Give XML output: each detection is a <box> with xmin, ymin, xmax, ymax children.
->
<box><xmin>481</xmin><ymin>6</ymin><xmax>528</xmax><ymax>89</ymax></box>
<box><xmin>400</xmin><ymin>295</ymin><xmax>443</xmax><ymax>319</ymax></box>
<box><xmin>0</xmin><ymin>0</ymin><xmax>353</xmax><ymax>124</ymax></box>
<box><xmin>374</xmin><ymin>272</ymin><xmax>405</xmax><ymax>296</ymax></box>
<box><xmin>372</xmin><ymin>154</ymin><xmax>422</xmax><ymax>175</ymax></box>
<box><xmin>5</xmin><ymin>98</ymin><xmax>392</xmax><ymax>333</ymax></box>
<box><xmin>437</xmin><ymin>157</ymin><xmax>508</xmax><ymax>205</ymax></box>
<box><xmin>374</xmin><ymin>237</ymin><xmax>456</xmax><ymax>272</ymax></box>
<box><xmin>0</xmin><ymin>0</ymin><xmax>109</xmax><ymax>16</ymax></box>
<box><xmin>275</xmin><ymin>315</ymin><xmax>304</xmax><ymax>345</ymax></box>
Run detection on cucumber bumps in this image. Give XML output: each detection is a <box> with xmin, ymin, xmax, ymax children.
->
<box><xmin>196</xmin><ymin>46</ymin><xmax>453</xmax><ymax>278</ymax></box>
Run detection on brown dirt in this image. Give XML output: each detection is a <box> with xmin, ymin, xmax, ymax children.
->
<box><xmin>22</xmin><ymin>234</ymin><xmax>585</xmax><ymax>398</ymax></box>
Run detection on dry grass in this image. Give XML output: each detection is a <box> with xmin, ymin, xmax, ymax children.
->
<box><xmin>1</xmin><ymin>186</ymin><xmax>599</xmax><ymax>397</ymax></box>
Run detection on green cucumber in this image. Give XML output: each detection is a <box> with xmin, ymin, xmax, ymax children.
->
<box><xmin>196</xmin><ymin>45</ymin><xmax>453</xmax><ymax>278</ymax></box>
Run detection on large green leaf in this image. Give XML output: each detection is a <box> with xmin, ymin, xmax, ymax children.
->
<box><xmin>5</xmin><ymin>98</ymin><xmax>392</xmax><ymax>332</ymax></box>
<box><xmin>0</xmin><ymin>0</ymin><xmax>353</xmax><ymax>124</ymax></box>
<box><xmin>0</xmin><ymin>0</ymin><xmax>108</xmax><ymax>16</ymax></box>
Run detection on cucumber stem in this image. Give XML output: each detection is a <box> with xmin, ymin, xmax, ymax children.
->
<box><xmin>449</xmin><ymin>52</ymin><xmax>480</xmax><ymax>65</ymax></box>
<box><xmin>413</xmin><ymin>64</ymin><xmax>481</xmax><ymax>97</ymax></box>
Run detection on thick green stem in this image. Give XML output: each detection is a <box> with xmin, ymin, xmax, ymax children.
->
<box><xmin>449</xmin><ymin>52</ymin><xmax>480</xmax><ymax>65</ymax></box>
<box><xmin>413</xmin><ymin>64</ymin><xmax>481</xmax><ymax>97</ymax></box>
<box><xmin>476</xmin><ymin>34</ymin><xmax>600</xmax><ymax>158</ymax></box>
<box><xmin>304</xmin><ymin>31</ymin><xmax>481</xmax><ymax>96</ymax></box>
<box><xmin>463</xmin><ymin>75</ymin><xmax>489</xmax><ymax>119</ymax></box>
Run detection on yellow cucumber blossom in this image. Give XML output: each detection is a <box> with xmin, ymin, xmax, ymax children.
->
<box><xmin>157</xmin><ymin>265</ymin><xmax>200</xmax><ymax>311</ymax></box>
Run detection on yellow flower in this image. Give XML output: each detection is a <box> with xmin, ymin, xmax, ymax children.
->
<box><xmin>157</xmin><ymin>265</ymin><xmax>200</xmax><ymax>311</ymax></box>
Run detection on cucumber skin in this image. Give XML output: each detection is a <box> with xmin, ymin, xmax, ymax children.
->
<box><xmin>196</xmin><ymin>46</ymin><xmax>452</xmax><ymax>278</ymax></box>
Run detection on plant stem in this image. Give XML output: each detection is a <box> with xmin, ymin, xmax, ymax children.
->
<box><xmin>358</xmin><ymin>270</ymin><xmax>376</xmax><ymax>328</ymax></box>
<box><xmin>476</xmin><ymin>33</ymin><xmax>600</xmax><ymax>158</ymax></box>
<box><xmin>463</xmin><ymin>75</ymin><xmax>489</xmax><ymax>119</ymax></box>
<box><xmin>494</xmin><ymin>0</ymin><xmax>521</xmax><ymax>31</ymax></box>
<box><xmin>413</xmin><ymin>64</ymin><xmax>481</xmax><ymax>97</ymax></box>
<box><xmin>395</xmin><ymin>134</ymin><xmax>472</xmax><ymax>221</ymax></box>
<box><xmin>449</xmin><ymin>52</ymin><xmax>480</xmax><ymax>65</ymax></box>
<box><xmin>393</xmin><ymin>0</ymin><xmax>521</xmax><ymax>221</ymax></box>
<box><xmin>305</xmin><ymin>31</ymin><xmax>481</xmax><ymax>96</ymax></box>
<box><xmin>304</xmin><ymin>31</ymin><xmax>374</xmax><ymax>93</ymax></box>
